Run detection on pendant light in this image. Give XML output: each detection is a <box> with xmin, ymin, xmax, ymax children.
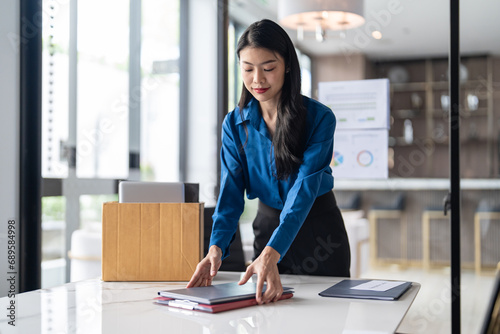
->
<box><xmin>278</xmin><ymin>0</ymin><xmax>365</xmax><ymax>41</ymax></box>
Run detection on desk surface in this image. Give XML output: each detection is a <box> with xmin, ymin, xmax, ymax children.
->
<box><xmin>0</xmin><ymin>272</ymin><xmax>420</xmax><ymax>334</ymax></box>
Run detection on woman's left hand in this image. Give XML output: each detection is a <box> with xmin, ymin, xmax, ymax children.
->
<box><xmin>238</xmin><ymin>246</ymin><xmax>283</xmax><ymax>304</ymax></box>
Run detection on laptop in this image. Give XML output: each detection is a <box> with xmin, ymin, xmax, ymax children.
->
<box><xmin>154</xmin><ymin>293</ymin><xmax>294</xmax><ymax>313</ymax></box>
<box><xmin>159</xmin><ymin>282</ymin><xmax>294</xmax><ymax>305</ymax></box>
<box><xmin>118</xmin><ymin>181</ymin><xmax>189</xmax><ymax>203</ymax></box>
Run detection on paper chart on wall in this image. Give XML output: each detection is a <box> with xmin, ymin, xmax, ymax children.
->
<box><xmin>332</xmin><ymin>129</ymin><xmax>388</xmax><ymax>179</ymax></box>
<box><xmin>318</xmin><ymin>79</ymin><xmax>390</xmax><ymax>130</ymax></box>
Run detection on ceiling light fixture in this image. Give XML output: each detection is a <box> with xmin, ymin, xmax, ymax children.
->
<box><xmin>278</xmin><ymin>0</ymin><xmax>365</xmax><ymax>41</ymax></box>
<box><xmin>372</xmin><ymin>30</ymin><xmax>383</xmax><ymax>40</ymax></box>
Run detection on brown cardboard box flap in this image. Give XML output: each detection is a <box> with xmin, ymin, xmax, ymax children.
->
<box><xmin>102</xmin><ymin>202</ymin><xmax>204</xmax><ymax>281</ymax></box>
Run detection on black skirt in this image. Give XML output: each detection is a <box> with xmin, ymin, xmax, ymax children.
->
<box><xmin>253</xmin><ymin>191</ymin><xmax>351</xmax><ymax>277</ymax></box>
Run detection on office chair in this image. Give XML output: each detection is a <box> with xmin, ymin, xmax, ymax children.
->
<box><xmin>422</xmin><ymin>206</ymin><xmax>449</xmax><ymax>270</ymax></box>
<box><xmin>475</xmin><ymin>203</ymin><xmax>500</xmax><ymax>275</ymax></box>
<box><xmin>368</xmin><ymin>193</ymin><xmax>406</xmax><ymax>268</ymax></box>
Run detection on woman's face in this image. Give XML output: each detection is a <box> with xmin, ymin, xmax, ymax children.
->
<box><xmin>239</xmin><ymin>47</ymin><xmax>286</xmax><ymax>108</ymax></box>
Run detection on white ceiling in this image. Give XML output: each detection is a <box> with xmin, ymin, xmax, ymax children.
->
<box><xmin>229</xmin><ymin>0</ymin><xmax>500</xmax><ymax>60</ymax></box>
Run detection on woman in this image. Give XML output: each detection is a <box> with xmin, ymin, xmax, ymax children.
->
<box><xmin>187</xmin><ymin>19</ymin><xmax>350</xmax><ymax>304</ymax></box>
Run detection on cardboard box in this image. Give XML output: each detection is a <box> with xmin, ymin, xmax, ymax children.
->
<box><xmin>102</xmin><ymin>202</ymin><xmax>204</xmax><ymax>281</ymax></box>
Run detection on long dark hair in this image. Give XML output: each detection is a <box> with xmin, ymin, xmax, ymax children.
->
<box><xmin>236</xmin><ymin>19</ymin><xmax>307</xmax><ymax>180</ymax></box>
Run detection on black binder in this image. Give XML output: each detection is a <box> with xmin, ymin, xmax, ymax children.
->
<box><xmin>319</xmin><ymin>279</ymin><xmax>412</xmax><ymax>301</ymax></box>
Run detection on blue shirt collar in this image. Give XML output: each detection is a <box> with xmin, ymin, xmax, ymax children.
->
<box><xmin>235</xmin><ymin>98</ymin><xmax>269</xmax><ymax>137</ymax></box>
<box><xmin>236</xmin><ymin>97</ymin><xmax>257</xmax><ymax>124</ymax></box>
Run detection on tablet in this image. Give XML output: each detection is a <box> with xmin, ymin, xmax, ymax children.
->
<box><xmin>159</xmin><ymin>282</ymin><xmax>294</xmax><ymax>305</ymax></box>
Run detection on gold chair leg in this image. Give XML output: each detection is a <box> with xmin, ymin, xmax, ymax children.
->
<box><xmin>422</xmin><ymin>212</ymin><xmax>430</xmax><ymax>270</ymax></box>
<box><xmin>369</xmin><ymin>212</ymin><xmax>378</xmax><ymax>269</ymax></box>
<box><xmin>475</xmin><ymin>213</ymin><xmax>482</xmax><ymax>276</ymax></box>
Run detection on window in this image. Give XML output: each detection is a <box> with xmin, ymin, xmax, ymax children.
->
<box><xmin>41</xmin><ymin>0</ymin><xmax>181</xmax><ymax>287</ymax></box>
<box><xmin>141</xmin><ymin>0</ymin><xmax>180</xmax><ymax>181</ymax></box>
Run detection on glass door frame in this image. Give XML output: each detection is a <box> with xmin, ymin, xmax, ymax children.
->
<box><xmin>449</xmin><ymin>0</ymin><xmax>461</xmax><ymax>332</ymax></box>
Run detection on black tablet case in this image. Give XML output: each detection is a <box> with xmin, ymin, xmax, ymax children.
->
<box><xmin>319</xmin><ymin>279</ymin><xmax>412</xmax><ymax>301</ymax></box>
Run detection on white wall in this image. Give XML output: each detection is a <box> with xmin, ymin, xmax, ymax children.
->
<box><xmin>0</xmin><ymin>1</ymin><xmax>20</xmax><ymax>297</ymax></box>
<box><xmin>187</xmin><ymin>0</ymin><xmax>219</xmax><ymax>206</ymax></box>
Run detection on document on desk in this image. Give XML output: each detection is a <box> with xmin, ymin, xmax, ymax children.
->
<box><xmin>319</xmin><ymin>279</ymin><xmax>412</xmax><ymax>301</ymax></box>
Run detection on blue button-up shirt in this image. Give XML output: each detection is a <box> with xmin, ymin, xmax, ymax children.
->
<box><xmin>209</xmin><ymin>96</ymin><xmax>336</xmax><ymax>261</ymax></box>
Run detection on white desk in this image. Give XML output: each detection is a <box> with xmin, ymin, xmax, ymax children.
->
<box><xmin>0</xmin><ymin>272</ymin><xmax>419</xmax><ymax>334</ymax></box>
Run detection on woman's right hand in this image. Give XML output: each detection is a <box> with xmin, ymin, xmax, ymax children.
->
<box><xmin>186</xmin><ymin>245</ymin><xmax>223</xmax><ymax>288</ymax></box>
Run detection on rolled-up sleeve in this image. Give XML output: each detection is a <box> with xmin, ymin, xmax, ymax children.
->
<box><xmin>266</xmin><ymin>108</ymin><xmax>336</xmax><ymax>260</ymax></box>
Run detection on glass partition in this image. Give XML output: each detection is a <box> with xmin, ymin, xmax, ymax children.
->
<box><xmin>461</xmin><ymin>1</ymin><xmax>500</xmax><ymax>333</ymax></box>
<box><xmin>141</xmin><ymin>0</ymin><xmax>180</xmax><ymax>182</ymax></box>
<box><xmin>42</xmin><ymin>0</ymin><xmax>69</xmax><ymax>179</ymax></box>
<box><xmin>227</xmin><ymin>0</ymin><xmax>499</xmax><ymax>332</ymax></box>
<box><xmin>41</xmin><ymin>0</ymin><xmax>181</xmax><ymax>287</ymax></box>
<box><xmin>76</xmin><ymin>0</ymin><xmax>130</xmax><ymax>179</ymax></box>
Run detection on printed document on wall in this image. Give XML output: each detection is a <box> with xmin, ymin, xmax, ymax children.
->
<box><xmin>318</xmin><ymin>79</ymin><xmax>390</xmax><ymax>130</ymax></box>
<box><xmin>332</xmin><ymin>129</ymin><xmax>388</xmax><ymax>179</ymax></box>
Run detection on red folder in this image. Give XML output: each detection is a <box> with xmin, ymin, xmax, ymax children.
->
<box><xmin>154</xmin><ymin>292</ymin><xmax>293</xmax><ymax>313</ymax></box>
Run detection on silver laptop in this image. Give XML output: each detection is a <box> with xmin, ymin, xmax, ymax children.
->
<box><xmin>119</xmin><ymin>181</ymin><xmax>185</xmax><ymax>203</ymax></box>
<box><xmin>159</xmin><ymin>282</ymin><xmax>294</xmax><ymax>305</ymax></box>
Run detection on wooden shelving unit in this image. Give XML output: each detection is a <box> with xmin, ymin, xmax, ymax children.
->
<box><xmin>369</xmin><ymin>55</ymin><xmax>500</xmax><ymax>178</ymax></box>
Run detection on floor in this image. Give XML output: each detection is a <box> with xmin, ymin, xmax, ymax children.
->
<box><xmin>360</xmin><ymin>266</ymin><xmax>496</xmax><ymax>334</ymax></box>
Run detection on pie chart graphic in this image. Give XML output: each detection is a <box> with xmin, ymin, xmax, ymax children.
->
<box><xmin>357</xmin><ymin>150</ymin><xmax>374</xmax><ymax>167</ymax></box>
<box><xmin>332</xmin><ymin>151</ymin><xmax>344</xmax><ymax>167</ymax></box>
